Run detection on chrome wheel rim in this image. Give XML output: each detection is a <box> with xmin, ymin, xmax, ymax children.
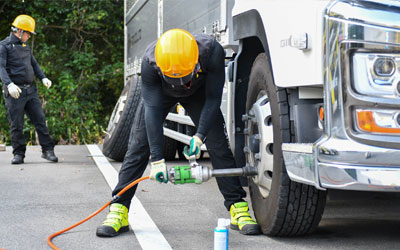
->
<box><xmin>245</xmin><ymin>93</ymin><xmax>274</xmax><ymax>198</ymax></box>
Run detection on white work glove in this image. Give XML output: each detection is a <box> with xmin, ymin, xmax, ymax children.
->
<box><xmin>42</xmin><ymin>78</ymin><xmax>52</xmax><ymax>89</ymax></box>
<box><xmin>150</xmin><ymin>159</ymin><xmax>168</xmax><ymax>183</ymax></box>
<box><xmin>183</xmin><ymin>135</ymin><xmax>203</xmax><ymax>160</ymax></box>
<box><xmin>7</xmin><ymin>82</ymin><xmax>21</xmax><ymax>99</ymax></box>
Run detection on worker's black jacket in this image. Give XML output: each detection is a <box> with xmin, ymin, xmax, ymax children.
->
<box><xmin>141</xmin><ymin>34</ymin><xmax>225</xmax><ymax>161</ymax></box>
<box><xmin>0</xmin><ymin>32</ymin><xmax>45</xmax><ymax>86</ymax></box>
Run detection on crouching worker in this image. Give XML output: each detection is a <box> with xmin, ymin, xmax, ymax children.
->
<box><xmin>0</xmin><ymin>14</ymin><xmax>58</xmax><ymax>164</ymax></box>
<box><xmin>96</xmin><ymin>29</ymin><xmax>261</xmax><ymax>237</ymax></box>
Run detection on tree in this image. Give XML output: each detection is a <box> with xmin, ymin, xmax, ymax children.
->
<box><xmin>0</xmin><ymin>0</ymin><xmax>124</xmax><ymax>144</ymax></box>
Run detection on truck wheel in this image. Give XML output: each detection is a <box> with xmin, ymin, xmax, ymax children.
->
<box><xmin>163</xmin><ymin>120</ymin><xmax>178</xmax><ymax>160</ymax></box>
<box><xmin>103</xmin><ymin>76</ymin><xmax>142</xmax><ymax>161</ymax></box>
<box><xmin>244</xmin><ymin>53</ymin><xmax>326</xmax><ymax>236</ymax></box>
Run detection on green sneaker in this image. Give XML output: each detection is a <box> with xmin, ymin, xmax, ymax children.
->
<box><xmin>96</xmin><ymin>203</ymin><xmax>129</xmax><ymax>237</ymax></box>
<box><xmin>230</xmin><ymin>201</ymin><xmax>261</xmax><ymax>235</ymax></box>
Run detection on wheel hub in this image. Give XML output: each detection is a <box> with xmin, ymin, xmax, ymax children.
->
<box><xmin>244</xmin><ymin>95</ymin><xmax>273</xmax><ymax>198</ymax></box>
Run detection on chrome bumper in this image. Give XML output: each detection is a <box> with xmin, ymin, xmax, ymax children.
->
<box><xmin>283</xmin><ymin>141</ymin><xmax>400</xmax><ymax>192</ymax></box>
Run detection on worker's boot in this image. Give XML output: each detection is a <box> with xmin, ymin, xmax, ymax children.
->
<box><xmin>42</xmin><ymin>150</ymin><xmax>58</xmax><ymax>163</ymax></box>
<box><xmin>96</xmin><ymin>203</ymin><xmax>129</xmax><ymax>237</ymax></box>
<box><xmin>11</xmin><ymin>154</ymin><xmax>24</xmax><ymax>164</ymax></box>
<box><xmin>230</xmin><ymin>201</ymin><xmax>261</xmax><ymax>235</ymax></box>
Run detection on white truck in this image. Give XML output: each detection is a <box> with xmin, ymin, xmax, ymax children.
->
<box><xmin>103</xmin><ymin>0</ymin><xmax>400</xmax><ymax>236</ymax></box>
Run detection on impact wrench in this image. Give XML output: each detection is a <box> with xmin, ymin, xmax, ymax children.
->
<box><xmin>47</xmin><ymin>157</ymin><xmax>258</xmax><ymax>250</ymax></box>
<box><xmin>169</xmin><ymin>156</ymin><xmax>258</xmax><ymax>184</ymax></box>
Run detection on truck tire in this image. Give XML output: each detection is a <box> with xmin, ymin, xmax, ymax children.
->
<box><xmin>244</xmin><ymin>53</ymin><xmax>326</xmax><ymax>236</ymax></box>
<box><xmin>103</xmin><ymin>76</ymin><xmax>142</xmax><ymax>161</ymax></box>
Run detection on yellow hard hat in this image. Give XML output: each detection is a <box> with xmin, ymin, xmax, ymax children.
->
<box><xmin>155</xmin><ymin>29</ymin><xmax>199</xmax><ymax>85</ymax></box>
<box><xmin>12</xmin><ymin>14</ymin><xmax>36</xmax><ymax>34</ymax></box>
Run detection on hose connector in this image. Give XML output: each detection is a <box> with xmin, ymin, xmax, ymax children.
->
<box><xmin>111</xmin><ymin>195</ymin><xmax>120</xmax><ymax>203</ymax></box>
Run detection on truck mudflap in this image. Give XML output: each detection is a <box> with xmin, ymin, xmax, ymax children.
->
<box><xmin>282</xmin><ymin>141</ymin><xmax>400</xmax><ymax>191</ymax></box>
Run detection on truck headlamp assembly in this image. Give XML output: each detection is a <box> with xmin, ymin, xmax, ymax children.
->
<box><xmin>352</xmin><ymin>53</ymin><xmax>400</xmax><ymax>98</ymax></box>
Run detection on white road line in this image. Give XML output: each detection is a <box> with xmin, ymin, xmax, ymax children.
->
<box><xmin>86</xmin><ymin>144</ymin><xmax>173</xmax><ymax>250</ymax></box>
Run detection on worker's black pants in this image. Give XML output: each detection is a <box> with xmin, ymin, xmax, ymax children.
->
<box><xmin>112</xmin><ymin>91</ymin><xmax>247</xmax><ymax>211</ymax></box>
<box><xmin>3</xmin><ymin>85</ymin><xmax>54</xmax><ymax>156</ymax></box>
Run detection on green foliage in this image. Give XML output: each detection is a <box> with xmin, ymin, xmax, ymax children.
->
<box><xmin>0</xmin><ymin>0</ymin><xmax>124</xmax><ymax>145</ymax></box>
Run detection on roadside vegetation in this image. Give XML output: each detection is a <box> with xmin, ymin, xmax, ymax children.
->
<box><xmin>0</xmin><ymin>0</ymin><xmax>124</xmax><ymax>145</ymax></box>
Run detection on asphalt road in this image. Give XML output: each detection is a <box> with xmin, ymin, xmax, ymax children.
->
<box><xmin>1</xmin><ymin>145</ymin><xmax>400</xmax><ymax>250</ymax></box>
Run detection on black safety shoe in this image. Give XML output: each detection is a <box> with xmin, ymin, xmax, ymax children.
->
<box><xmin>11</xmin><ymin>155</ymin><xmax>24</xmax><ymax>164</ymax></box>
<box><xmin>42</xmin><ymin>150</ymin><xmax>58</xmax><ymax>162</ymax></box>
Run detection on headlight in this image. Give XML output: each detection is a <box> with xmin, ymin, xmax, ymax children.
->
<box><xmin>373</xmin><ymin>57</ymin><xmax>395</xmax><ymax>77</ymax></box>
<box><xmin>352</xmin><ymin>53</ymin><xmax>400</xmax><ymax>98</ymax></box>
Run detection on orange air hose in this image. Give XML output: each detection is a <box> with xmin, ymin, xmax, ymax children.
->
<box><xmin>47</xmin><ymin>176</ymin><xmax>150</xmax><ymax>250</ymax></box>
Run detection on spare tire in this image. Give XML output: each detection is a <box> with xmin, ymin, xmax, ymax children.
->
<box><xmin>103</xmin><ymin>75</ymin><xmax>142</xmax><ymax>161</ymax></box>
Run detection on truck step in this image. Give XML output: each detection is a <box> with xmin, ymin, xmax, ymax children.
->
<box><xmin>281</xmin><ymin>143</ymin><xmax>316</xmax><ymax>186</ymax></box>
